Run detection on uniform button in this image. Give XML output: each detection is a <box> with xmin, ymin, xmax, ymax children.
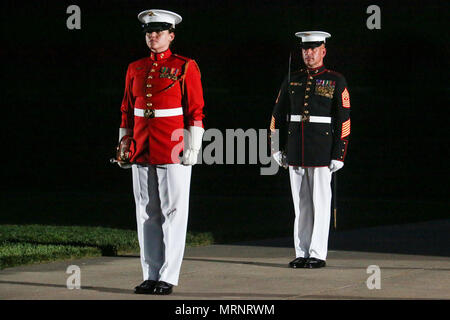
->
<box><xmin>304</xmin><ymin>103</ymin><xmax>308</xmax><ymax>106</ymax></box>
<box><xmin>306</xmin><ymin>88</ymin><xmax>310</xmax><ymax>91</ymax></box>
<box><xmin>342</xmin><ymin>149</ymin><xmax>345</xmax><ymax>151</ymax></box>
<box><xmin>146</xmin><ymin>103</ymin><xmax>152</xmax><ymax>107</ymax></box>
<box><xmin>150</xmin><ymin>69</ymin><xmax>155</xmax><ymax>72</ymax></box>
<box><xmin>146</xmin><ymin>93</ymin><xmax>152</xmax><ymax>97</ymax></box>
<box><xmin>307</xmin><ymin>82</ymin><xmax>312</xmax><ymax>85</ymax></box>
<box><xmin>291</xmin><ymin>91</ymin><xmax>295</xmax><ymax>94</ymax></box>
<box><xmin>309</xmin><ymin>76</ymin><xmax>313</xmax><ymax>80</ymax></box>
<box><xmin>148</xmin><ymin>75</ymin><xmax>153</xmax><ymax>79</ymax></box>
<box><xmin>304</xmin><ymin>110</ymin><xmax>309</xmax><ymax>114</ymax></box>
<box><xmin>153</xmin><ymin>63</ymin><xmax>158</xmax><ymax>66</ymax></box>
<box><xmin>146</xmin><ymin>84</ymin><xmax>152</xmax><ymax>88</ymax></box>
<box><xmin>305</xmin><ymin>95</ymin><xmax>309</xmax><ymax>99</ymax></box>
<box><xmin>325</xmin><ymin>131</ymin><xmax>329</xmax><ymax>135</ymax></box>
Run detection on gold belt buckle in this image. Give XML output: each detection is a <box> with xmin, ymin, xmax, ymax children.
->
<box><xmin>301</xmin><ymin>115</ymin><xmax>310</xmax><ymax>122</ymax></box>
<box><xmin>144</xmin><ymin>109</ymin><xmax>155</xmax><ymax>119</ymax></box>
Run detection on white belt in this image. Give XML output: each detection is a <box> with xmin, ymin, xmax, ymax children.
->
<box><xmin>290</xmin><ymin>115</ymin><xmax>332</xmax><ymax>123</ymax></box>
<box><xmin>134</xmin><ymin>107</ymin><xmax>183</xmax><ymax>118</ymax></box>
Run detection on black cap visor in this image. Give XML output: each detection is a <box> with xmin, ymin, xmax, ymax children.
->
<box><xmin>300</xmin><ymin>41</ymin><xmax>324</xmax><ymax>49</ymax></box>
<box><xmin>142</xmin><ymin>22</ymin><xmax>173</xmax><ymax>33</ymax></box>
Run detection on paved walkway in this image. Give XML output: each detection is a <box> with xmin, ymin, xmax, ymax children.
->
<box><xmin>0</xmin><ymin>220</ymin><xmax>449</xmax><ymax>300</ymax></box>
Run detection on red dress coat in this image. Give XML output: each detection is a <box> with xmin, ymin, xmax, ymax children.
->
<box><xmin>120</xmin><ymin>49</ymin><xmax>205</xmax><ymax>164</ymax></box>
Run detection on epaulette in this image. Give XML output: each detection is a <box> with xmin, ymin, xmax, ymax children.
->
<box><xmin>172</xmin><ymin>53</ymin><xmax>191</xmax><ymax>62</ymax></box>
<box><xmin>130</xmin><ymin>57</ymin><xmax>148</xmax><ymax>67</ymax></box>
<box><xmin>326</xmin><ymin>69</ymin><xmax>344</xmax><ymax>78</ymax></box>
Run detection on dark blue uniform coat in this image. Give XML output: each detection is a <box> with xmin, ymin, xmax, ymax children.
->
<box><xmin>270</xmin><ymin>65</ymin><xmax>351</xmax><ymax>167</ymax></box>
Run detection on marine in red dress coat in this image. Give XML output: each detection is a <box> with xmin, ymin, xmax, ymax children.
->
<box><xmin>117</xmin><ymin>9</ymin><xmax>205</xmax><ymax>296</ymax></box>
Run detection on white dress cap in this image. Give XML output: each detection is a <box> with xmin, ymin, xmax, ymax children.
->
<box><xmin>137</xmin><ymin>9</ymin><xmax>182</xmax><ymax>28</ymax></box>
<box><xmin>294</xmin><ymin>31</ymin><xmax>331</xmax><ymax>42</ymax></box>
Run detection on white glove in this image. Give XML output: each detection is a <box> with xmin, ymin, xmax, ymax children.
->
<box><xmin>293</xmin><ymin>166</ymin><xmax>305</xmax><ymax>175</ymax></box>
<box><xmin>273</xmin><ymin>151</ymin><xmax>288</xmax><ymax>169</ymax></box>
<box><xmin>329</xmin><ymin>160</ymin><xmax>344</xmax><ymax>173</ymax></box>
<box><xmin>182</xmin><ymin>126</ymin><xmax>204</xmax><ymax>165</ymax></box>
<box><xmin>117</xmin><ymin>128</ymin><xmax>133</xmax><ymax>169</ymax></box>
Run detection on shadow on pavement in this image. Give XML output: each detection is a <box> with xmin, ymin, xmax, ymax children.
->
<box><xmin>0</xmin><ymin>280</ymin><xmax>132</xmax><ymax>295</ymax></box>
<box><xmin>0</xmin><ymin>280</ymin><xmax>291</xmax><ymax>299</ymax></box>
<box><xmin>235</xmin><ymin>219</ymin><xmax>450</xmax><ymax>257</ymax></box>
<box><xmin>183</xmin><ymin>258</ymin><xmax>450</xmax><ymax>271</ymax></box>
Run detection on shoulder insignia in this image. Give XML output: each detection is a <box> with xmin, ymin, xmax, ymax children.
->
<box><xmin>270</xmin><ymin>116</ymin><xmax>276</xmax><ymax>131</ymax></box>
<box><xmin>342</xmin><ymin>88</ymin><xmax>350</xmax><ymax>108</ymax></box>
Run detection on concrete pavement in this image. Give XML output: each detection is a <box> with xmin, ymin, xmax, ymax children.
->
<box><xmin>0</xmin><ymin>219</ymin><xmax>449</xmax><ymax>300</ymax></box>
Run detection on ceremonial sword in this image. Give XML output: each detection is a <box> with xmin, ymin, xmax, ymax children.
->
<box><xmin>333</xmin><ymin>172</ymin><xmax>337</xmax><ymax>230</ymax></box>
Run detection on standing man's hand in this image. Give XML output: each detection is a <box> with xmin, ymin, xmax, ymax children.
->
<box><xmin>182</xmin><ymin>126</ymin><xmax>204</xmax><ymax>166</ymax></box>
<box><xmin>273</xmin><ymin>151</ymin><xmax>288</xmax><ymax>169</ymax></box>
<box><xmin>329</xmin><ymin>160</ymin><xmax>344</xmax><ymax>173</ymax></box>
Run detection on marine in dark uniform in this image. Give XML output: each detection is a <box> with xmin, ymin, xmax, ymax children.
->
<box><xmin>271</xmin><ymin>31</ymin><xmax>351</xmax><ymax>268</ymax></box>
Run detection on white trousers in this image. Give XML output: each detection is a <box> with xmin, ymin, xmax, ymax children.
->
<box><xmin>289</xmin><ymin>166</ymin><xmax>332</xmax><ymax>261</ymax></box>
<box><xmin>132</xmin><ymin>163</ymin><xmax>192</xmax><ymax>286</ymax></box>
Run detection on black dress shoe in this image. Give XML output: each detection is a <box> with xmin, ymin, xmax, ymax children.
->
<box><xmin>134</xmin><ymin>280</ymin><xmax>157</xmax><ymax>294</ymax></box>
<box><xmin>289</xmin><ymin>257</ymin><xmax>308</xmax><ymax>268</ymax></box>
<box><xmin>304</xmin><ymin>257</ymin><xmax>326</xmax><ymax>269</ymax></box>
<box><xmin>154</xmin><ymin>281</ymin><xmax>173</xmax><ymax>295</ymax></box>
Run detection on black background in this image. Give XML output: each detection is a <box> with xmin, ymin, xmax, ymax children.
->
<box><xmin>1</xmin><ymin>0</ymin><xmax>449</xmax><ymax>239</ymax></box>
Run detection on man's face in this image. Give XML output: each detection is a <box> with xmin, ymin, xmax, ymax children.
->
<box><xmin>145</xmin><ymin>30</ymin><xmax>174</xmax><ymax>53</ymax></box>
<box><xmin>302</xmin><ymin>44</ymin><xmax>326</xmax><ymax>68</ymax></box>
